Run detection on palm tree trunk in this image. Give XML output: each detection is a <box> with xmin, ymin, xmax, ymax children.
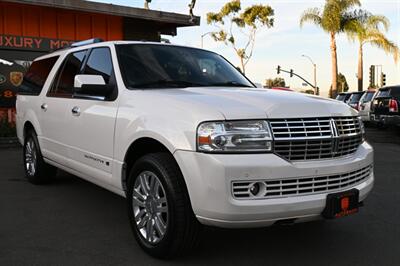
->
<box><xmin>330</xmin><ymin>32</ymin><xmax>338</xmax><ymax>95</ymax></box>
<box><xmin>240</xmin><ymin>56</ymin><xmax>245</xmax><ymax>75</ymax></box>
<box><xmin>357</xmin><ymin>44</ymin><xmax>363</xmax><ymax>91</ymax></box>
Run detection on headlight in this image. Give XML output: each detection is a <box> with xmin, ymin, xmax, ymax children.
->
<box><xmin>197</xmin><ymin>120</ymin><xmax>273</xmax><ymax>153</ymax></box>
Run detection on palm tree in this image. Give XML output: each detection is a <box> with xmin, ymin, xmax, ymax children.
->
<box><xmin>345</xmin><ymin>10</ymin><xmax>399</xmax><ymax>91</ymax></box>
<box><xmin>300</xmin><ymin>0</ymin><xmax>361</xmax><ymax>95</ymax></box>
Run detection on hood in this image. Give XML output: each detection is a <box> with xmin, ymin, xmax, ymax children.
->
<box><xmin>137</xmin><ymin>87</ymin><xmax>358</xmax><ymax>120</ymax></box>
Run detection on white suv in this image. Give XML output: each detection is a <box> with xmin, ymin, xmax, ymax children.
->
<box><xmin>16</xmin><ymin>40</ymin><xmax>374</xmax><ymax>258</ymax></box>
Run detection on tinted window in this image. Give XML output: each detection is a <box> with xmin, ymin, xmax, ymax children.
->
<box><xmin>362</xmin><ymin>91</ymin><xmax>375</xmax><ymax>102</ymax></box>
<box><xmin>349</xmin><ymin>93</ymin><xmax>363</xmax><ymax>103</ymax></box>
<box><xmin>19</xmin><ymin>56</ymin><xmax>59</xmax><ymax>95</ymax></box>
<box><xmin>390</xmin><ymin>88</ymin><xmax>400</xmax><ymax>98</ymax></box>
<box><xmin>48</xmin><ymin>50</ymin><xmax>86</xmax><ymax>97</ymax></box>
<box><xmin>336</xmin><ymin>94</ymin><xmax>346</xmax><ymax>101</ymax></box>
<box><xmin>83</xmin><ymin>48</ymin><xmax>113</xmax><ymax>84</ymax></box>
<box><xmin>376</xmin><ymin>89</ymin><xmax>390</xmax><ymax>98</ymax></box>
<box><xmin>116</xmin><ymin>44</ymin><xmax>253</xmax><ymax>89</ymax></box>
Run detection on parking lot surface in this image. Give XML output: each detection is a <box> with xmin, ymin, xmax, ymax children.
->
<box><xmin>1</xmin><ymin>127</ymin><xmax>399</xmax><ymax>266</ymax></box>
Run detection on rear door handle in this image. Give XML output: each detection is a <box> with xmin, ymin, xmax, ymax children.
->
<box><xmin>71</xmin><ymin>106</ymin><xmax>81</xmax><ymax>116</ymax></box>
<box><xmin>40</xmin><ymin>103</ymin><xmax>48</xmax><ymax>111</ymax></box>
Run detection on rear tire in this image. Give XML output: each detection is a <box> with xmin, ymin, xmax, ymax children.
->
<box><xmin>126</xmin><ymin>152</ymin><xmax>202</xmax><ymax>259</ymax></box>
<box><xmin>23</xmin><ymin>130</ymin><xmax>57</xmax><ymax>184</ymax></box>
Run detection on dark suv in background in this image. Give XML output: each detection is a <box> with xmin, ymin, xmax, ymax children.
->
<box><xmin>371</xmin><ymin>86</ymin><xmax>400</xmax><ymax>126</ymax></box>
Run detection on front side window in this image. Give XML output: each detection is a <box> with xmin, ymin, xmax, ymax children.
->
<box><xmin>19</xmin><ymin>56</ymin><xmax>59</xmax><ymax>95</ymax></box>
<box><xmin>48</xmin><ymin>50</ymin><xmax>86</xmax><ymax>97</ymax></box>
<box><xmin>116</xmin><ymin>44</ymin><xmax>254</xmax><ymax>89</ymax></box>
<box><xmin>82</xmin><ymin>47</ymin><xmax>113</xmax><ymax>84</ymax></box>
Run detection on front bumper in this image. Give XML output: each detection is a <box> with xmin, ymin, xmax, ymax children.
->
<box><xmin>174</xmin><ymin>142</ymin><xmax>374</xmax><ymax>228</ymax></box>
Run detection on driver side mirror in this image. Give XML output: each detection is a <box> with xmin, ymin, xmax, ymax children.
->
<box><xmin>74</xmin><ymin>74</ymin><xmax>115</xmax><ymax>99</ymax></box>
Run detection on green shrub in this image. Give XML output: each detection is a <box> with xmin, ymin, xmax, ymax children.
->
<box><xmin>0</xmin><ymin>119</ymin><xmax>16</xmax><ymax>137</ymax></box>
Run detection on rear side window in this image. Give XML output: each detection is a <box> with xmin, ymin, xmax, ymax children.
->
<box><xmin>48</xmin><ymin>50</ymin><xmax>87</xmax><ymax>97</ymax></box>
<box><xmin>376</xmin><ymin>89</ymin><xmax>390</xmax><ymax>98</ymax></box>
<box><xmin>82</xmin><ymin>47</ymin><xmax>113</xmax><ymax>84</ymax></box>
<box><xmin>19</xmin><ymin>56</ymin><xmax>59</xmax><ymax>95</ymax></box>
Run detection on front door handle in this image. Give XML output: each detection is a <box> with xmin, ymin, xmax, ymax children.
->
<box><xmin>40</xmin><ymin>103</ymin><xmax>48</xmax><ymax>111</ymax></box>
<box><xmin>71</xmin><ymin>106</ymin><xmax>81</xmax><ymax>116</ymax></box>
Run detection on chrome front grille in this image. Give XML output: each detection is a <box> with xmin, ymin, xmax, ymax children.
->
<box><xmin>270</xmin><ymin>117</ymin><xmax>363</xmax><ymax>161</ymax></box>
<box><xmin>232</xmin><ymin>165</ymin><xmax>372</xmax><ymax>199</ymax></box>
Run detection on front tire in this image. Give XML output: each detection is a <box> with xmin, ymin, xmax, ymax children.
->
<box><xmin>23</xmin><ymin>130</ymin><xmax>57</xmax><ymax>184</ymax></box>
<box><xmin>127</xmin><ymin>153</ymin><xmax>201</xmax><ymax>259</ymax></box>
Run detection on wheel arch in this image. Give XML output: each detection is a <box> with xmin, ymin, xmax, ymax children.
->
<box><xmin>122</xmin><ymin>137</ymin><xmax>176</xmax><ymax>191</ymax></box>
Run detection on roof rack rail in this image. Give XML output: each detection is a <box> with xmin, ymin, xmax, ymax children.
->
<box><xmin>71</xmin><ymin>38</ymin><xmax>104</xmax><ymax>47</ymax></box>
<box><xmin>50</xmin><ymin>38</ymin><xmax>104</xmax><ymax>53</ymax></box>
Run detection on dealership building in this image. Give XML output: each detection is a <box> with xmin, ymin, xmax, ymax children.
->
<box><xmin>0</xmin><ymin>0</ymin><xmax>199</xmax><ymax>122</ymax></box>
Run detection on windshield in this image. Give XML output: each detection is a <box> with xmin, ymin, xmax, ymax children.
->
<box><xmin>116</xmin><ymin>44</ymin><xmax>254</xmax><ymax>89</ymax></box>
<box><xmin>362</xmin><ymin>91</ymin><xmax>375</xmax><ymax>102</ymax></box>
<box><xmin>336</xmin><ymin>94</ymin><xmax>346</xmax><ymax>101</ymax></box>
<box><xmin>349</xmin><ymin>93</ymin><xmax>363</xmax><ymax>103</ymax></box>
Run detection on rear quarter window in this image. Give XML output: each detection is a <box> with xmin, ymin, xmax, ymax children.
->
<box><xmin>376</xmin><ymin>90</ymin><xmax>390</xmax><ymax>98</ymax></box>
<box><xmin>18</xmin><ymin>56</ymin><xmax>59</xmax><ymax>95</ymax></box>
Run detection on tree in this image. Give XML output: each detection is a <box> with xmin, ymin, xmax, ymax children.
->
<box><xmin>329</xmin><ymin>72</ymin><xmax>349</xmax><ymax>98</ymax></box>
<box><xmin>265</xmin><ymin>77</ymin><xmax>286</xmax><ymax>88</ymax></box>
<box><xmin>345</xmin><ymin>10</ymin><xmax>399</xmax><ymax>91</ymax></box>
<box><xmin>300</xmin><ymin>0</ymin><xmax>360</xmax><ymax>94</ymax></box>
<box><xmin>207</xmin><ymin>0</ymin><xmax>274</xmax><ymax>74</ymax></box>
<box><xmin>300</xmin><ymin>89</ymin><xmax>315</xmax><ymax>95</ymax></box>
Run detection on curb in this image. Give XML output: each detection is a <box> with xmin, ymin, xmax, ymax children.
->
<box><xmin>0</xmin><ymin>137</ymin><xmax>21</xmax><ymax>148</ymax></box>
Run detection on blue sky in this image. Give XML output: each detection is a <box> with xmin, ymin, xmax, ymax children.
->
<box><xmin>94</xmin><ymin>0</ymin><xmax>399</xmax><ymax>96</ymax></box>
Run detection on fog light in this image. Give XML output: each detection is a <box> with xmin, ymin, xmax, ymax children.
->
<box><xmin>250</xmin><ymin>182</ymin><xmax>261</xmax><ymax>196</ymax></box>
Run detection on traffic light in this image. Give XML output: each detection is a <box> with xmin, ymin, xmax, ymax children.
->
<box><xmin>290</xmin><ymin>69</ymin><xmax>293</xmax><ymax>77</ymax></box>
<box><xmin>381</xmin><ymin>73</ymin><xmax>386</xmax><ymax>87</ymax></box>
<box><xmin>369</xmin><ymin>65</ymin><xmax>375</xmax><ymax>87</ymax></box>
<box><xmin>277</xmin><ymin>65</ymin><xmax>281</xmax><ymax>74</ymax></box>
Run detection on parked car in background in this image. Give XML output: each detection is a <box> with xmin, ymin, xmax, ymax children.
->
<box><xmin>336</xmin><ymin>92</ymin><xmax>351</xmax><ymax>103</ymax></box>
<box><xmin>371</xmin><ymin>86</ymin><xmax>400</xmax><ymax>126</ymax></box>
<box><xmin>347</xmin><ymin>91</ymin><xmax>365</xmax><ymax>111</ymax></box>
<box><xmin>359</xmin><ymin>90</ymin><xmax>376</xmax><ymax>122</ymax></box>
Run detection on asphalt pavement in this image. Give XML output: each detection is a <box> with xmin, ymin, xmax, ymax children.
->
<box><xmin>0</xmin><ymin>128</ymin><xmax>399</xmax><ymax>266</ymax></box>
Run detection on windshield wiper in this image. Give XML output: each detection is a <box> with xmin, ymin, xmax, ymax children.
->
<box><xmin>132</xmin><ymin>80</ymin><xmax>205</xmax><ymax>88</ymax></box>
<box><xmin>208</xmin><ymin>81</ymin><xmax>253</xmax><ymax>88</ymax></box>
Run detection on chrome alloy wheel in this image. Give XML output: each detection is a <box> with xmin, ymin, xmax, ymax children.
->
<box><xmin>132</xmin><ymin>171</ymin><xmax>168</xmax><ymax>244</ymax></box>
<box><xmin>25</xmin><ymin>138</ymin><xmax>37</xmax><ymax>176</ymax></box>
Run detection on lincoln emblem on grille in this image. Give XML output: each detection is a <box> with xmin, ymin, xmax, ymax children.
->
<box><xmin>330</xmin><ymin>118</ymin><xmax>340</xmax><ymax>155</ymax></box>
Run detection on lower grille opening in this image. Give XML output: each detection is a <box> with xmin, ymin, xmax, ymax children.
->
<box><xmin>232</xmin><ymin>164</ymin><xmax>372</xmax><ymax>200</ymax></box>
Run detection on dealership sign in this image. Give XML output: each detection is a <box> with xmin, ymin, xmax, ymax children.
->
<box><xmin>0</xmin><ymin>34</ymin><xmax>74</xmax><ymax>52</ymax></box>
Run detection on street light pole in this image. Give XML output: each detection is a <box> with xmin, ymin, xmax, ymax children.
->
<box><xmin>302</xmin><ymin>54</ymin><xmax>318</xmax><ymax>95</ymax></box>
<box><xmin>201</xmin><ymin>32</ymin><xmax>212</xmax><ymax>48</ymax></box>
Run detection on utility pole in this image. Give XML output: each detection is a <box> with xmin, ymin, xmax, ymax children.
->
<box><xmin>201</xmin><ymin>32</ymin><xmax>212</xmax><ymax>48</ymax></box>
<box><xmin>302</xmin><ymin>54</ymin><xmax>318</xmax><ymax>95</ymax></box>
